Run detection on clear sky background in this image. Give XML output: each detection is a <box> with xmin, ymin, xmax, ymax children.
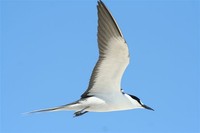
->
<box><xmin>1</xmin><ymin>0</ymin><xmax>199</xmax><ymax>133</ymax></box>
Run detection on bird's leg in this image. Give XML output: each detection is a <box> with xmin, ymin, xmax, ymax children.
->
<box><xmin>74</xmin><ymin>111</ymin><xmax>88</xmax><ymax>117</ymax></box>
<box><xmin>73</xmin><ymin>107</ymin><xmax>89</xmax><ymax>117</ymax></box>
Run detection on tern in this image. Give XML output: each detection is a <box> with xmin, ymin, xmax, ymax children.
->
<box><xmin>30</xmin><ymin>0</ymin><xmax>154</xmax><ymax>117</ymax></box>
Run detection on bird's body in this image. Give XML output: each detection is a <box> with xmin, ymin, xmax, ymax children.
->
<box><xmin>32</xmin><ymin>92</ymin><xmax>144</xmax><ymax>116</ymax></box>
<box><xmin>29</xmin><ymin>0</ymin><xmax>154</xmax><ymax>117</ymax></box>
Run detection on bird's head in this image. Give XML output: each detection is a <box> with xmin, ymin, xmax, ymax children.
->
<box><xmin>127</xmin><ymin>94</ymin><xmax>154</xmax><ymax>111</ymax></box>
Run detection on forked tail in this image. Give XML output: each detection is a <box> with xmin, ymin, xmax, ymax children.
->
<box><xmin>25</xmin><ymin>100</ymin><xmax>89</xmax><ymax>117</ymax></box>
<box><xmin>26</xmin><ymin>101</ymin><xmax>80</xmax><ymax>114</ymax></box>
<box><xmin>26</xmin><ymin>105</ymin><xmax>69</xmax><ymax>114</ymax></box>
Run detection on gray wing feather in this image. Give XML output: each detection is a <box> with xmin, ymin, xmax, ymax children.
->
<box><xmin>81</xmin><ymin>0</ymin><xmax>129</xmax><ymax>98</ymax></box>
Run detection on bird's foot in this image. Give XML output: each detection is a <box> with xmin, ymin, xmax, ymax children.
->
<box><xmin>73</xmin><ymin>107</ymin><xmax>89</xmax><ymax>117</ymax></box>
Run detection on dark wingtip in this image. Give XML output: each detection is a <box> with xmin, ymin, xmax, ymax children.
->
<box><xmin>97</xmin><ymin>0</ymin><xmax>103</xmax><ymax>6</ymax></box>
<box><xmin>98</xmin><ymin>0</ymin><xmax>102</xmax><ymax>3</ymax></box>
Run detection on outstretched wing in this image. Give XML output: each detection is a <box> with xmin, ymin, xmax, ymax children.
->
<box><xmin>81</xmin><ymin>0</ymin><xmax>130</xmax><ymax>98</ymax></box>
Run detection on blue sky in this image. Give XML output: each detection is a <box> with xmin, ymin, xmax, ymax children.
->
<box><xmin>1</xmin><ymin>0</ymin><xmax>199</xmax><ymax>133</ymax></box>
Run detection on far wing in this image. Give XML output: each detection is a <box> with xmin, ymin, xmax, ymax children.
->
<box><xmin>81</xmin><ymin>0</ymin><xmax>130</xmax><ymax>98</ymax></box>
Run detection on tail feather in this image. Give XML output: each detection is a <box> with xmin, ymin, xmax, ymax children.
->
<box><xmin>26</xmin><ymin>105</ymin><xmax>67</xmax><ymax>114</ymax></box>
<box><xmin>25</xmin><ymin>101</ymin><xmax>80</xmax><ymax>114</ymax></box>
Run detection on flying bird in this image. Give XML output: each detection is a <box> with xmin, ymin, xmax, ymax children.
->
<box><xmin>29</xmin><ymin>0</ymin><xmax>154</xmax><ymax>117</ymax></box>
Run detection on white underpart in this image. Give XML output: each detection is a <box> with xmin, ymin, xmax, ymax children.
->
<box><xmin>61</xmin><ymin>93</ymin><xmax>142</xmax><ymax>112</ymax></box>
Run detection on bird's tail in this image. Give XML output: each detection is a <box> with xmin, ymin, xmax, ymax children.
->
<box><xmin>25</xmin><ymin>101</ymin><xmax>80</xmax><ymax>114</ymax></box>
<box><xmin>26</xmin><ymin>105</ymin><xmax>66</xmax><ymax>114</ymax></box>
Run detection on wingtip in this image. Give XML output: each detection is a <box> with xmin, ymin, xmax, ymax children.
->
<box><xmin>97</xmin><ymin>0</ymin><xmax>104</xmax><ymax>6</ymax></box>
